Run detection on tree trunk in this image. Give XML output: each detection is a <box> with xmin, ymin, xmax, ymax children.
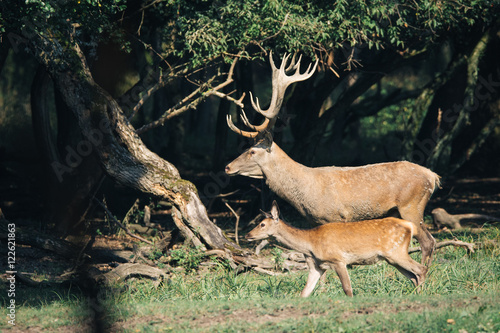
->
<box><xmin>31</xmin><ymin>66</ymin><xmax>103</xmax><ymax>234</ymax></box>
<box><xmin>426</xmin><ymin>30</ymin><xmax>492</xmax><ymax>172</ymax></box>
<box><xmin>33</xmin><ymin>39</ymin><xmax>239</xmax><ymax>251</ymax></box>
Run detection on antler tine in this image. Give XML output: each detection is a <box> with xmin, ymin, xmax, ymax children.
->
<box><xmin>228</xmin><ymin>52</ymin><xmax>318</xmax><ymax>138</ymax></box>
<box><xmin>240</xmin><ymin>109</ymin><xmax>270</xmax><ymax>131</ymax></box>
<box><xmin>284</xmin><ymin>54</ymin><xmax>300</xmax><ymax>73</ymax></box>
<box><xmin>268</xmin><ymin>50</ymin><xmax>278</xmax><ymax>71</ymax></box>
<box><xmin>278</xmin><ymin>53</ymin><xmax>293</xmax><ymax>74</ymax></box>
<box><xmin>285</xmin><ymin>56</ymin><xmax>319</xmax><ymax>83</ymax></box>
<box><xmin>226</xmin><ymin>114</ymin><xmax>260</xmax><ymax>138</ymax></box>
<box><xmin>249</xmin><ymin>91</ymin><xmax>264</xmax><ymax>114</ymax></box>
<box><xmin>300</xmin><ymin>58</ymin><xmax>320</xmax><ymax>81</ymax></box>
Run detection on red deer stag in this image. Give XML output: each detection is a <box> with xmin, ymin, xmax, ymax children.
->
<box><xmin>226</xmin><ymin>52</ymin><xmax>440</xmax><ymax>265</ymax></box>
<box><xmin>246</xmin><ymin>201</ymin><xmax>428</xmax><ymax>297</ymax></box>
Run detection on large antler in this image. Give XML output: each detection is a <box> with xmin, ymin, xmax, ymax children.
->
<box><xmin>227</xmin><ymin>51</ymin><xmax>318</xmax><ymax>138</ymax></box>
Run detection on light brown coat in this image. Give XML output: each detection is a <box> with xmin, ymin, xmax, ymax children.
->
<box><xmin>246</xmin><ymin>201</ymin><xmax>427</xmax><ymax>297</ymax></box>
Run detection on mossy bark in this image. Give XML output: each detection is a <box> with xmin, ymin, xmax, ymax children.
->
<box><xmin>33</xmin><ymin>40</ymin><xmax>238</xmax><ymax>250</ymax></box>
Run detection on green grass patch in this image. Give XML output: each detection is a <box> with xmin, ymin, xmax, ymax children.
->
<box><xmin>3</xmin><ymin>227</ymin><xmax>499</xmax><ymax>332</ymax></box>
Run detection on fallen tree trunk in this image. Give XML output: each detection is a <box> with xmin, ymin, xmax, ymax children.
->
<box><xmin>0</xmin><ymin>214</ymin><xmax>81</xmax><ymax>259</ymax></box>
<box><xmin>432</xmin><ymin>208</ymin><xmax>500</xmax><ymax>229</ymax></box>
<box><xmin>97</xmin><ymin>263</ymin><xmax>166</xmax><ymax>287</ymax></box>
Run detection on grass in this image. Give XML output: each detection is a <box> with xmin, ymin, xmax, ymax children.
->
<box><xmin>1</xmin><ymin>227</ymin><xmax>499</xmax><ymax>332</ymax></box>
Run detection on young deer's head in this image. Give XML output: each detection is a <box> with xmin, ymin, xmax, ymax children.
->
<box><xmin>245</xmin><ymin>200</ymin><xmax>281</xmax><ymax>241</ymax></box>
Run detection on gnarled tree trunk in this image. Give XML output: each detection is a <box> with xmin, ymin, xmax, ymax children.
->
<box><xmin>32</xmin><ymin>38</ymin><xmax>239</xmax><ymax>251</ymax></box>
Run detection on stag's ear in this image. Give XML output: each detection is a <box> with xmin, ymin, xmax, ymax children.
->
<box><xmin>254</xmin><ymin>130</ymin><xmax>273</xmax><ymax>152</ymax></box>
<box><xmin>270</xmin><ymin>200</ymin><xmax>280</xmax><ymax>221</ymax></box>
<box><xmin>262</xmin><ymin>131</ymin><xmax>273</xmax><ymax>152</ymax></box>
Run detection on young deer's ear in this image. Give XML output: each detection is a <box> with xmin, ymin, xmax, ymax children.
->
<box><xmin>271</xmin><ymin>200</ymin><xmax>280</xmax><ymax>221</ymax></box>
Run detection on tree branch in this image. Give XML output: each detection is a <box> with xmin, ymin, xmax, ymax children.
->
<box><xmin>94</xmin><ymin>198</ymin><xmax>153</xmax><ymax>245</ymax></box>
<box><xmin>449</xmin><ymin>113</ymin><xmax>500</xmax><ymax>174</ymax></box>
<box><xmin>135</xmin><ymin>54</ymin><xmax>243</xmax><ymax>134</ymax></box>
<box><xmin>408</xmin><ymin>240</ymin><xmax>475</xmax><ymax>254</ymax></box>
<box><xmin>427</xmin><ymin>30</ymin><xmax>492</xmax><ymax>170</ymax></box>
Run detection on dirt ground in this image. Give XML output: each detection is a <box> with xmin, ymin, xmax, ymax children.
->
<box><xmin>1</xmin><ymin>177</ymin><xmax>499</xmax><ymax>332</ymax></box>
<box><xmin>2</xmin><ymin>177</ymin><xmax>499</xmax><ymax>285</ymax></box>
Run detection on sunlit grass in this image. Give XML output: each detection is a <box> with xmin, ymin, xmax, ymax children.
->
<box><xmin>3</xmin><ymin>227</ymin><xmax>499</xmax><ymax>332</ymax></box>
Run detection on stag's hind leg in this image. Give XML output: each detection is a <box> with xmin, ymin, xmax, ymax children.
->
<box><xmin>399</xmin><ymin>204</ymin><xmax>436</xmax><ymax>266</ymax></box>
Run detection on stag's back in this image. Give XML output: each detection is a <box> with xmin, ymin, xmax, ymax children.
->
<box><xmin>273</xmin><ymin>160</ymin><xmax>440</xmax><ymax>224</ymax></box>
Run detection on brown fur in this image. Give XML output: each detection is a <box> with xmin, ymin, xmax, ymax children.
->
<box><xmin>227</xmin><ymin>139</ymin><xmax>440</xmax><ymax>265</ymax></box>
<box><xmin>246</xmin><ymin>201</ymin><xmax>428</xmax><ymax>297</ymax></box>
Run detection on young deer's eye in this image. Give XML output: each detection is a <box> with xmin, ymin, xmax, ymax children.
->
<box><xmin>249</xmin><ymin>150</ymin><xmax>256</xmax><ymax>155</ymax></box>
<box><xmin>260</xmin><ymin>222</ymin><xmax>266</xmax><ymax>228</ymax></box>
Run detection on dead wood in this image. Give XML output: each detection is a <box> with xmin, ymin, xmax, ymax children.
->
<box><xmin>0</xmin><ymin>230</ymin><xmax>82</xmax><ymax>260</ymax></box>
<box><xmin>1</xmin><ymin>211</ymin><xmax>82</xmax><ymax>259</ymax></box>
<box><xmin>233</xmin><ymin>250</ymin><xmax>308</xmax><ymax>275</ymax></box>
<box><xmin>87</xmin><ymin>249</ymin><xmax>135</xmax><ymax>263</ymax></box>
<box><xmin>14</xmin><ymin>271</ymin><xmax>81</xmax><ymax>288</ymax></box>
<box><xmin>15</xmin><ymin>272</ymin><xmax>47</xmax><ymax>287</ymax></box>
<box><xmin>432</xmin><ymin>207</ymin><xmax>500</xmax><ymax>229</ymax></box>
<box><xmin>252</xmin><ymin>267</ymin><xmax>283</xmax><ymax>276</ymax></box>
<box><xmin>143</xmin><ymin>205</ymin><xmax>152</xmax><ymax>227</ymax></box>
<box><xmin>122</xmin><ymin>198</ymin><xmax>140</xmax><ymax>226</ymax></box>
<box><xmin>409</xmin><ymin>239</ymin><xmax>475</xmax><ymax>254</ymax></box>
<box><xmin>97</xmin><ymin>263</ymin><xmax>166</xmax><ymax>287</ymax></box>
<box><xmin>255</xmin><ymin>239</ymin><xmax>269</xmax><ymax>255</ymax></box>
<box><xmin>223</xmin><ymin>200</ymin><xmax>241</xmax><ymax>245</ymax></box>
<box><xmin>203</xmin><ymin>249</ymin><xmax>238</xmax><ymax>269</ymax></box>
<box><xmin>127</xmin><ymin>223</ymin><xmax>159</xmax><ymax>237</ymax></box>
<box><xmin>95</xmin><ymin>198</ymin><xmax>153</xmax><ymax>245</ymax></box>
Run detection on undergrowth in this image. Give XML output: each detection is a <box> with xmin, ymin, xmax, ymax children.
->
<box><xmin>2</xmin><ymin>227</ymin><xmax>498</xmax><ymax>332</ymax></box>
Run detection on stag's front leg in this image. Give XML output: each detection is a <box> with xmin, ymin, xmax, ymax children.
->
<box><xmin>301</xmin><ymin>256</ymin><xmax>325</xmax><ymax>297</ymax></box>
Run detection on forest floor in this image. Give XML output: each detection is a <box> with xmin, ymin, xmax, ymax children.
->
<box><xmin>1</xmin><ymin>177</ymin><xmax>499</xmax><ymax>332</ymax></box>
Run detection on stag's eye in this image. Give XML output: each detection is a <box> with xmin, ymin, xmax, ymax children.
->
<box><xmin>249</xmin><ymin>150</ymin><xmax>256</xmax><ymax>155</ymax></box>
<box><xmin>260</xmin><ymin>222</ymin><xmax>266</xmax><ymax>228</ymax></box>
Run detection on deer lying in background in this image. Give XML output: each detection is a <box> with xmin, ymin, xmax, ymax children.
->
<box><xmin>246</xmin><ymin>201</ymin><xmax>428</xmax><ymax>297</ymax></box>
<box><xmin>227</xmin><ymin>52</ymin><xmax>440</xmax><ymax>265</ymax></box>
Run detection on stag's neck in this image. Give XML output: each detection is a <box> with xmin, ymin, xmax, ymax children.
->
<box><xmin>273</xmin><ymin>221</ymin><xmax>314</xmax><ymax>255</ymax></box>
<box><xmin>263</xmin><ymin>143</ymin><xmax>311</xmax><ymax>197</ymax></box>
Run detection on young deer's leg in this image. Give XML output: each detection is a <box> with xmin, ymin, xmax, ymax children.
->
<box><xmin>393</xmin><ymin>265</ymin><xmax>418</xmax><ymax>287</ymax></box>
<box><xmin>332</xmin><ymin>262</ymin><xmax>353</xmax><ymax>297</ymax></box>
<box><xmin>301</xmin><ymin>256</ymin><xmax>325</xmax><ymax>297</ymax></box>
<box><xmin>394</xmin><ymin>262</ymin><xmax>427</xmax><ymax>293</ymax></box>
<box><xmin>386</xmin><ymin>252</ymin><xmax>428</xmax><ymax>289</ymax></box>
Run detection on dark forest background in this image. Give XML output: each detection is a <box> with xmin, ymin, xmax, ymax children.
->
<box><xmin>1</xmin><ymin>0</ymin><xmax>499</xmax><ymax>243</ymax></box>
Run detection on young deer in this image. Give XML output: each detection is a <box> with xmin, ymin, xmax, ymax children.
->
<box><xmin>246</xmin><ymin>201</ymin><xmax>428</xmax><ymax>297</ymax></box>
<box><xmin>228</xmin><ymin>52</ymin><xmax>439</xmax><ymax>265</ymax></box>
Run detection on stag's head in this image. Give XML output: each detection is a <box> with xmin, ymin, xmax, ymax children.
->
<box><xmin>224</xmin><ymin>133</ymin><xmax>273</xmax><ymax>178</ymax></box>
<box><xmin>245</xmin><ymin>200</ymin><xmax>281</xmax><ymax>241</ymax></box>
<box><xmin>225</xmin><ymin>51</ymin><xmax>318</xmax><ymax>178</ymax></box>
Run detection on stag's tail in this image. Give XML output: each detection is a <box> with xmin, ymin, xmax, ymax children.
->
<box><xmin>429</xmin><ymin>170</ymin><xmax>441</xmax><ymax>193</ymax></box>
